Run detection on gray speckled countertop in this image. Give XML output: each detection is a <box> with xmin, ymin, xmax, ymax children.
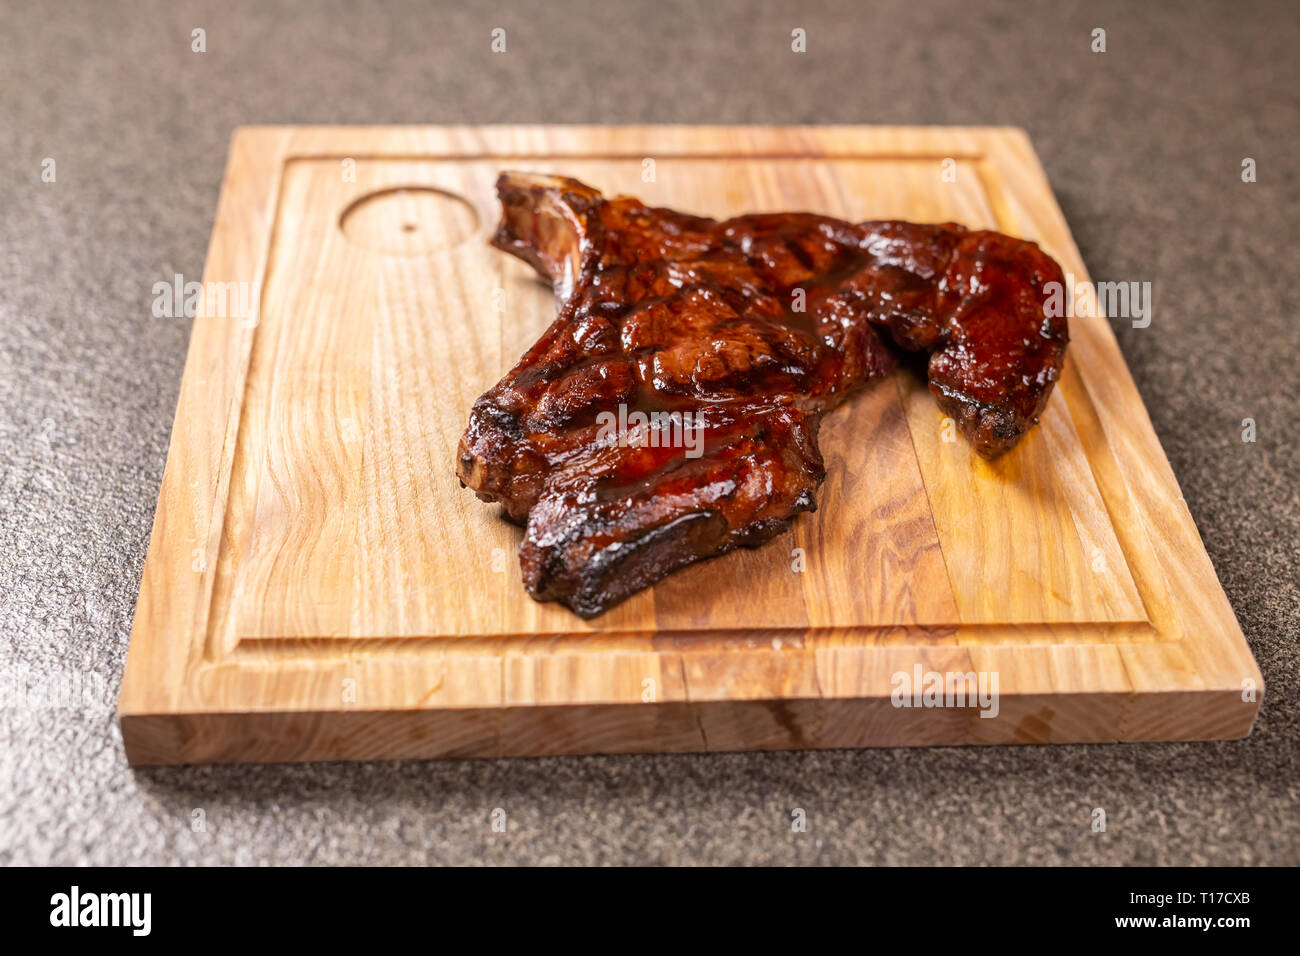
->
<box><xmin>2</xmin><ymin>0</ymin><xmax>1297</xmax><ymax>865</ymax></box>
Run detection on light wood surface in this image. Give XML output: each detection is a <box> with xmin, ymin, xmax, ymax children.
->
<box><xmin>118</xmin><ymin>126</ymin><xmax>1263</xmax><ymax>764</ymax></box>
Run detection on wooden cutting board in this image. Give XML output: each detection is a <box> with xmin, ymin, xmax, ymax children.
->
<box><xmin>119</xmin><ymin>126</ymin><xmax>1262</xmax><ymax>764</ymax></box>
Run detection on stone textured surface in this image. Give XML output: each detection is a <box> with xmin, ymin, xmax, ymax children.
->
<box><xmin>1</xmin><ymin>0</ymin><xmax>1296</xmax><ymax>865</ymax></box>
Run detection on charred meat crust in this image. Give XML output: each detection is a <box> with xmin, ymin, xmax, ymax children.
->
<box><xmin>457</xmin><ymin>173</ymin><xmax>1068</xmax><ymax>616</ymax></box>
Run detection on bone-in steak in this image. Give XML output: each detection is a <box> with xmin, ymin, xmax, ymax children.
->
<box><xmin>457</xmin><ymin>173</ymin><xmax>1068</xmax><ymax>617</ymax></box>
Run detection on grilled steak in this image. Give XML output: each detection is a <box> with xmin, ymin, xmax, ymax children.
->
<box><xmin>457</xmin><ymin>173</ymin><xmax>1068</xmax><ymax>617</ymax></box>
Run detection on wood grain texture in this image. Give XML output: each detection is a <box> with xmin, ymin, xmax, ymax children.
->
<box><xmin>118</xmin><ymin>126</ymin><xmax>1262</xmax><ymax>764</ymax></box>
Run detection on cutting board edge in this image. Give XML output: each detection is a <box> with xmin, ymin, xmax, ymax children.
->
<box><xmin>120</xmin><ymin>686</ymin><xmax>1262</xmax><ymax>766</ymax></box>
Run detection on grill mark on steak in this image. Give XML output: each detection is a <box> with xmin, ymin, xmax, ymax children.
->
<box><xmin>457</xmin><ymin>173</ymin><xmax>1068</xmax><ymax>617</ymax></box>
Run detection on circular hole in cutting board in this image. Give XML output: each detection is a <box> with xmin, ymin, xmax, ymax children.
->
<box><xmin>339</xmin><ymin>186</ymin><xmax>480</xmax><ymax>256</ymax></box>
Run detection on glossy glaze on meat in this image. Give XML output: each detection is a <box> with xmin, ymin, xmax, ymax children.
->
<box><xmin>457</xmin><ymin>173</ymin><xmax>1068</xmax><ymax>617</ymax></box>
